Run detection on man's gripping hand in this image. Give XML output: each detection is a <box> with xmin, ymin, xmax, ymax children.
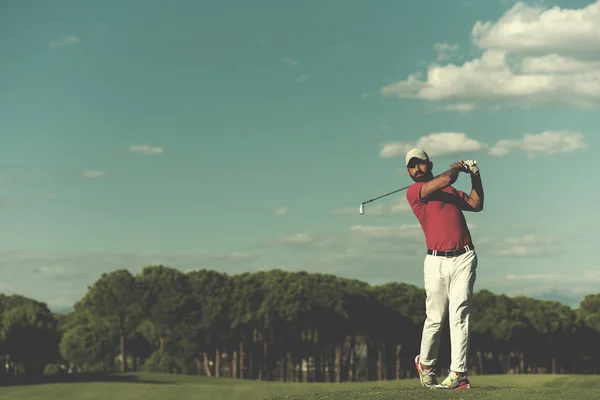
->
<box><xmin>450</xmin><ymin>161</ymin><xmax>469</xmax><ymax>172</ymax></box>
<box><xmin>462</xmin><ymin>160</ymin><xmax>479</xmax><ymax>175</ymax></box>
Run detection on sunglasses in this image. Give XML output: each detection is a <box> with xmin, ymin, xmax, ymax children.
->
<box><xmin>407</xmin><ymin>158</ymin><xmax>428</xmax><ymax>169</ymax></box>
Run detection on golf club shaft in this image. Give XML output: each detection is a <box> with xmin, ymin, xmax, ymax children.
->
<box><xmin>363</xmin><ymin>185</ymin><xmax>410</xmax><ymax>204</ymax></box>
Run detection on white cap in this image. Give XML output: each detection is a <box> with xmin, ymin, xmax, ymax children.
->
<box><xmin>405</xmin><ymin>148</ymin><xmax>429</xmax><ymax>166</ymax></box>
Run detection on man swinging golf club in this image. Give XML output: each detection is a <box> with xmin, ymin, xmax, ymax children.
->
<box><xmin>404</xmin><ymin>148</ymin><xmax>484</xmax><ymax>390</ymax></box>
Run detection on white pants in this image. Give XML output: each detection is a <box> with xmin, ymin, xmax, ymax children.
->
<box><xmin>419</xmin><ymin>249</ymin><xmax>477</xmax><ymax>373</ymax></box>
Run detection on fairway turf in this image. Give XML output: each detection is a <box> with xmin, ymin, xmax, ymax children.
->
<box><xmin>1</xmin><ymin>373</ymin><xmax>600</xmax><ymax>400</ymax></box>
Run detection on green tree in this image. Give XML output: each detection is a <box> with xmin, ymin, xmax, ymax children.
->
<box><xmin>0</xmin><ymin>295</ymin><xmax>60</xmax><ymax>379</ymax></box>
<box><xmin>78</xmin><ymin>269</ymin><xmax>142</xmax><ymax>372</ymax></box>
<box><xmin>59</xmin><ymin>312</ymin><xmax>116</xmax><ymax>372</ymax></box>
<box><xmin>573</xmin><ymin>295</ymin><xmax>600</xmax><ymax>373</ymax></box>
<box><xmin>137</xmin><ymin>265</ymin><xmax>191</xmax><ymax>353</ymax></box>
<box><xmin>577</xmin><ymin>294</ymin><xmax>600</xmax><ymax>333</ymax></box>
<box><xmin>514</xmin><ymin>297</ymin><xmax>577</xmax><ymax>374</ymax></box>
<box><xmin>471</xmin><ymin>290</ymin><xmax>531</xmax><ymax>374</ymax></box>
<box><xmin>228</xmin><ymin>271</ymin><xmax>267</xmax><ymax>380</ymax></box>
<box><xmin>371</xmin><ymin>282</ymin><xmax>424</xmax><ymax>380</ymax></box>
<box><xmin>186</xmin><ymin>269</ymin><xmax>233</xmax><ymax>378</ymax></box>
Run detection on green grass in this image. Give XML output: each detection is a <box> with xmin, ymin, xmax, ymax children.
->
<box><xmin>2</xmin><ymin>373</ymin><xmax>600</xmax><ymax>400</ymax></box>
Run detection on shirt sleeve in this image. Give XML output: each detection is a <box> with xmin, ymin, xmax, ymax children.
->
<box><xmin>453</xmin><ymin>187</ymin><xmax>466</xmax><ymax>198</ymax></box>
<box><xmin>406</xmin><ymin>182</ymin><xmax>425</xmax><ymax>205</ymax></box>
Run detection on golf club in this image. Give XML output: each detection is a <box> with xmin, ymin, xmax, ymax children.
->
<box><xmin>359</xmin><ymin>184</ymin><xmax>411</xmax><ymax>215</ymax></box>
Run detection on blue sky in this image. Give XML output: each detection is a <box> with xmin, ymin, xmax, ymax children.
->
<box><xmin>1</xmin><ymin>0</ymin><xmax>599</xmax><ymax>311</ymax></box>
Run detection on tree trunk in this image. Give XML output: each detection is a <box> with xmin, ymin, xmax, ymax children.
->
<box><xmin>239</xmin><ymin>342</ymin><xmax>245</xmax><ymax>379</ymax></box>
<box><xmin>249</xmin><ymin>350</ymin><xmax>253</xmax><ymax>379</ymax></box>
<box><xmin>341</xmin><ymin>345</ymin><xmax>348</xmax><ymax>382</ymax></box>
<box><xmin>215</xmin><ymin>348</ymin><xmax>221</xmax><ymax>378</ymax></box>
<box><xmin>258</xmin><ymin>353</ymin><xmax>263</xmax><ymax>380</ymax></box>
<box><xmin>322</xmin><ymin>347</ymin><xmax>327</xmax><ymax>382</ymax></box>
<box><xmin>552</xmin><ymin>357</ymin><xmax>556</xmax><ymax>375</ymax></box>
<box><xmin>119</xmin><ymin>323</ymin><xmax>126</xmax><ymax>373</ymax></box>
<box><xmin>377</xmin><ymin>344</ymin><xmax>383</xmax><ymax>381</ymax></box>
<box><xmin>195</xmin><ymin>358</ymin><xmax>202</xmax><ymax>376</ymax></box>
<box><xmin>477</xmin><ymin>350</ymin><xmax>484</xmax><ymax>375</ymax></box>
<box><xmin>290</xmin><ymin>353</ymin><xmax>297</xmax><ymax>382</ymax></box>
<box><xmin>349</xmin><ymin>335</ymin><xmax>356</xmax><ymax>382</ymax></box>
<box><xmin>315</xmin><ymin>346</ymin><xmax>323</xmax><ymax>382</ymax></box>
<box><xmin>395</xmin><ymin>344</ymin><xmax>402</xmax><ymax>380</ymax></box>
<box><xmin>368</xmin><ymin>340</ymin><xmax>378</xmax><ymax>381</ymax></box>
<box><xmin>160</xmin><ymin>337</ymin><xmax>165</xmax><ymax>353</ymax></box>
<box><xmin>282</xmin><ymin>353</ymin><xmax>288</xmax><ymax>382</ymax></box>
<box><xmin>328</xmin><ymin>345</ymin><xmax>335</xmax><ymax>382</ymax></box>
<box><xmin>202</xmin><ymin>352</ymin><xmax>212</xmax><ymax>377</ymax></box>
<box><xmin>352</xmin><ymin>339</ymin><xmax>358</xmax><ymax>382</ymax></box>
<box><xmin>335</xmin><ymin>343</ymin><xmax>342</xmax><ymax>383</ymax></box>
<box><xmin>520</xmin><ymin>352</ymin><xmax>525</xmax><ymax>374</ymax></box>
<box><xmin>232</xmin><ymin>350</ymin><xmax>238</xmax><ymax>379</ymax></box>
<box><xmin>262</xmin><ymin>338</ymin><xmax>268</xmax><ymax>381</ymax></box>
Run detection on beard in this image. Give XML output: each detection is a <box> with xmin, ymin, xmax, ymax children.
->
<box><xmin>412</xmin><ymin>172</ymin><xmax>430</xmax><ymax>182</ymax></box>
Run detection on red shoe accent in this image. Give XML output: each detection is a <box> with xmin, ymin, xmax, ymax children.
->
<box><xmin>455</xmin><ymin>378</ymin><xmax>471</xmax><ymax>389</ymax></box>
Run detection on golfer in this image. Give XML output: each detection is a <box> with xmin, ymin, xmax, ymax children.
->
<box><xmin>404</xmin><ymin>148</ymin><xmax>484</xmax><ymax>390</ymax></box>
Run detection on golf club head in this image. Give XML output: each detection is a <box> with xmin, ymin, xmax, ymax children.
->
<box><xmin>359</xmin><ymin>184</ymin><xmax>409</xmax><ymax>216</ymax></box>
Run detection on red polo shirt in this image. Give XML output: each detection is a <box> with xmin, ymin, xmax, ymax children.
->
<box><xmin>406</xmin><ymin>182</ymin><xmax>473</xmax><ymax>251</ymax></box>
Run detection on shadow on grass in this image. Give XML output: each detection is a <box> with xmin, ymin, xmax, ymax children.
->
<box><xmin>471</xmin><ymin>386</ymin><xmax>518</xmax><ymax>390</ymax></box>
<box><xmin>1</xmin><ymin>372</ymin><xmax>171</xmax><ymax>387</ymax></box>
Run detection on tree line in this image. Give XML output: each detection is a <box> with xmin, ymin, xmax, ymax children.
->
<box><xmin>2</xmin><ymin>265</ymin><xmax>600</xmax><ymax>385</ymax></box>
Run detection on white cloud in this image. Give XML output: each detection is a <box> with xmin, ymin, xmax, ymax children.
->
<box><xmin>333</xmin><ymin>197</ymin><xmax>411</xmax><ymax>217</ymax></box>
<box><xmin>380</xmin><ymin>132</ymin><xmax>487</xmax><ymax>158</ymax></box>
<box><xmin>488</xmin><ymin>131</ymin><xmax>588</xmax><ymax>158</ymax></box>
<box><xmin>506</xmin><ymin>273</ymin><xmax>560</xmax><ymax>280</ymax></box>
<box><xmin>495</xmin><ymin>276</ymin><xmax>598</xmax><ymax>308</ymax></box>
<box><xmin>486</xmin><ymin>234</ymin><xmax>567</xmax><ymax>257</ymax></box>
<box><xmin>520</xmin><ymin>54</ymin><xmax>600</xmax><ymax>74</ymax></box>
<box><xmin>503</xmin><ymin>234</ymin><xmax>565</xmax><ymax>246</ymax></box>
<box><xmin>264</xmin><ymin>223</ymin><xmax>427</xmax><ymax>252</ymax></box>
<box><xmin>264</xmin><ymin>233</ymin><xmax>339</xmax><ymax>248</ymax></box>
<box><xmin>582</xmin><ymin>270</ymin><xmax>600</xmax><ymax>282</ymax></box>
<box><xmin>0</xmin><ymin>282</ymin><xmax>15</xmax><ymax>292</ymax></box>
<box><xmin>82</xmin><ymin>170</ymin><xmax>106</xmax><ymax>178</ymax></box>
<box><xmin>0</xmin><ymin>250</ymin><xmax>261</xmax><ymax>311</ymax></box>
<box><xmin>380</xmin><ymin>1</ymin><xmax>600</xmax><ymax>110</ymax></box>
<box><xmin>260</xmin><ymin>222</ymin><xmax>474</xmax><ymax>284</ymax></box>
<box><xmin>296</xmin><ymin>74</ymin><xmax>311</xmax><ymax>82</ymax></box>
<box><xmin>434</xmin><ymin>42</ymin><xmax>460</xmax><ymax>61</ymax></box>
<box><xmin>472</xmin><ymin>1</ymin><xmax>600</xmax><ymax>57</ymax></box>
<box><xmin>258</xmin><ymin>225</ymin><xmax>427</xmax><ymax>282</ymax></box>
<box><xmin>492</xmin><ymin>246</ymin><xmax>532</xmax><ymax>257</ymax></box>
<box><xmin>4</xmin><ymin>250</ymin><xmax>259</xmax><ymax>266</ymax></box>
<box><xmin>381</xmin><ymin>131</ymin><xmax>588</xmax><ymax>159</ymax></box>
<box><xmin>443</xmin><ymin>103</ymin><xmax>475</xmax><ymax>112</ymax></box>
<box><xmin>4</xmin><ymin>228</ymin><xmax>579</xmax><ymax>313</ymax></box>
<box><xmin>129</xmin><ymin>144</ymin><xmax>164</xmax><ymax>156</ymax></box>
<box><xmin>37</xmin><ymin>266</ymin><xmax>70</xmax><ymax>275</ymax></box>
<box><xmin>280</xmin><ymin>57</ymin><xmax>298</xmax><ymax>67</ymax></box>
<box><xmin>272</xmin><ymin>233</ymin><xmax>316</xmax><ymax>245</ymax></box>
<box><xmin>49</xmin><ymin>35</ymin><xmax>79</xmax><ymax>49</ymax></box>
<box><xmin>274</xmin><ymin>206</ymin><xmax>290</xmax><ymax>217</ymax></box>
<box><xmin>349</xmin><ymin>224</ymin><xmax>423</xmax><ymax>239</ymax></box>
